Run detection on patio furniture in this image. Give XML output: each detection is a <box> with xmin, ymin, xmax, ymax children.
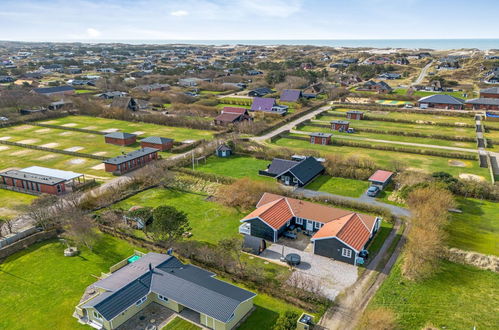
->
<box><xmin>283</xmin><ymin>231</ymin><xmax>297</xmax><ymax>239</ymax></box>
<box><xmin>285</xmin><ymin>253</ymin><xmax>301</xmax><ymax>266</ymax></box>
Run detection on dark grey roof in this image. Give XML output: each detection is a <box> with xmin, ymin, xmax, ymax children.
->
<box><xmin>331</xmin><ymin>120</ymin><xmax>350</xmax><ymax>125</ymax></box>
<box><xmin>0</xmin><ymin>169</ymin><xmax>65</xmax><ymax>185</ymax></box>
<box><xmin>418</xmin><ymin>94</ymin><xmax>464</xmax><ymax>105</ymax></box>
<box><xmin>465</xmin><ymin>98</ymin><xmax>499</xmax><ymax>106</ymax></box>
<box><xmin>267</xmin><ymin>158</ymin><xmax>299</xmax><ymax>175</ymax></box>
<box><xmin>216</xmin><ymin>144</ymin><xmax>232</xmax><ymax>152</ymax></box>
<box><xmin>310</xmin><ymin>132</ymin><xmax>332</xmax><ymax>138</ymax></box>
<box><xmin>86</xmin><ymin>253</ymin><xmax>255</xmax><ymax>323</ymax></box>
<box><xmin>347</xmin><ymin>110</ymin><xmax>364</xmax><ymax>114</ymax></box>
<box><xmin>104</xmin><ymin>148</ymin><xmax>158</xmax><ymax>165</ymax></box>
<box><xmin>104</xmin><ymin>132</ymin><xmax>136</xmax><ymax>139</ymax></box>
<box><xmin>279</xmin><ymin>157</ymin><xmax>324</xmax><ymax>184</ymax></box>
<box><xmin>480</xmin><ymin>87</ymin><xmax>499</xmax><ymax>94</ymax></box>
<box><xmin>33</xmin><ymin>85</ymin><xmax>75</xmax><ymax>94</ymax></box>
<box><xmin>140</xmin><ymin>136</ymin><xmax>173</xmax><ymax>144</ymax></box>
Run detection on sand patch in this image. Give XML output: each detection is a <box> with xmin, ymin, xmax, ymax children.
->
<box><xmin>64</xmin><ymin>146</ymin><xmax>84</xmax><ymax>152</ymax></box>
<box><xmin>0</xmin><ymin>146</ymin><xmax>10</xmax><ymax>151</ymax></box>
<box><xmin>40</xmin><ymin>142</ymin><xmax>59</xmax><ymax>148</ymax></box>
<box><xmin>68</xmin><ymin>158</ymin><xmax>86</xmax><ymax>165</ymax></box>
<box><xmin>91</xmin><ymin>163</ymin><xmax>105</xmax><ymax>170</ymax></box>
<box><xmin>131</xmin><ymin>131</ymin><xmax>145</xmax><ymax>135</ymax></box>
<box><xmin>101</xmin><ymin>128</ymin><xmax>119</xmax><ymax>133</ymax></box>
<box><xmin>62</xmin><ymin>123</ymin><xmax>78</xmax><ymax>127</ymax></box>
<box><xmin>18</xmin><ymin>139</ymin><xmax>39</xmax><ymax>144</ymax></box>
<box><xmin>34</xmin><ymin>128</ymin><xmax>52</xmax><ymax>133</ymax></box>
<box><xmin>13</xmin><ymin>125</ymin><xmax>33</xmax><ymax>131</ymax></box>
<box><xmin>83</xmin><ymin>126</ymin><xmax>98</xmax><ymax>130</ymax></box>
<box><xmin>93</xmin><ymin>151</ymin><xmax>108</xmax><ymax>156</ymax></box>
<box><xmin>459</xmin><ymin>173</ymin><xmax>485</xmax><ymax>181</ymax></box>
<box><xmin>59</xmin><ymin>131</ymin><xmax>74</xmax><ymax>136</ymax></box>
<box><xmin>36</xmin><ymin>154</ymin><xmax>57</xmax><ymax>160</ymax></box>
<box><xmin>40</xmin><ymin>120</ymin><xmax>58</xmax><ymax>124</ymax></box>
<box><xmin>10</xmin><ymin>150</ymin><xmax>31</xmax><ymax>156</ymax></box>
<box><xmin>448</xmin><ymin>160</ymin><xmax>466</xmax><ymax>167</ymax></box>
<box><xmin>0</xmin><ymin>136</ymin><xmax>11</xmax><ymax>140</ymax></box>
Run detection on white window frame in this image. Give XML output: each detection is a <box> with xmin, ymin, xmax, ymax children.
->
<box><xmin>135</xmin><ymin>296</ymin><xmax>147</xmax><ymax>306</ymax></box>
<box><xmin>157</xmin><ymin>294</ymin><xmax>168</xmax><ymax>302</ymax></box>
<box><xmin>342</xmin><ymin>248</ymin><xmax>352</xmax><ymax>258</ymax></box>
<box><xmin>314</xmin><ymin>221</ymin><xmax>321</xmax><ymax>229</ymax></box>
<box><xmin>293</xmin><ymin>177</ymin><xmax>298</xmax><ymax>183</ymax></box>
<box><xmin>93</xmin><ymin>311</ymin><xmax>103</xmax><ymax>320</ymax></box>
<box><xmin>295</xmin><ymin>218</ymin><xmax>303</xmax><ymax>225</ymax></box>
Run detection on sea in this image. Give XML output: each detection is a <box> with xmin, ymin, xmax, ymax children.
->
<box><xmin>74</xmin><ymin>39</ymin><xmax>499</xmax><ymax>50</ymax></box>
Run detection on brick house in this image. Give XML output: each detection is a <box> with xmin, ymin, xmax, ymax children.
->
<box><xmin>103</xmin><ymin>148</ymin><xmax>159</xmax><ymax>175</ymax></box>
<box><xmin>331</xmin><ymin>120</ymin><xmax>350</xmax><ymax>131</ymax></box>
<box><xmin>346</xmin><ymin>110</ymin><xmax>364</xmax><ymax>120</ymax></box>
<box><xmin>479</xmin><ymin>87</ymin><xmax>499</xmax><ymax>99</ymax></box>
<box><xmin>0</xmin><ymin>170</ymin><xmax>66</xmax><ymax>195</ymax></box>
<box><xmin>465</xmin><ymin>98</ymin><xmax>499</xmax><ymax>111</ymax></box>
<box><xmin>140</xmin><ymin>136</ymin><xmax>174</xmax><ymax>151</ymax></box>
<box><xmin>417</xmin><ymin>94</ymin><xmax>464</xmax><ymax>110</ymax></box>
<box><xmin>310</xmin><ymin>132</ymin><xmax>332</xmax><ymax>145</ymax></box>
<box><xmin>104</xmin><ymin>132</ymin><xmax>137</xmax><ymax>146</ymax></box>
<box><xmin>214</xmin><ymin>107</ymin><xmax>252</xmax><ymax>125</ymax></box>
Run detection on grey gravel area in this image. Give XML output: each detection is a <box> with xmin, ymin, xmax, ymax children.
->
<box><xmin>260</xmin><ymin>243</ymin><xmax>358</xmax><ymax>300</ymax></box>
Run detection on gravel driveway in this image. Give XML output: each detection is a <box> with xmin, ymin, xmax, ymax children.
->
<box><xmin>260</xmin><ymin>243</ymin><xmax>358</xmax><ymax>300</ymax></box>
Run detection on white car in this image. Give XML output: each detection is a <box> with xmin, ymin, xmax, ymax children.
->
<box><xmin>404</xmin><ymin>104</ymin><xmax>414</xmax><ymax>108</ymax></box>
<box><xmin>0</xmin><ymin>117</ymin><xmax>9</xmax><ymax>121</ymax></box>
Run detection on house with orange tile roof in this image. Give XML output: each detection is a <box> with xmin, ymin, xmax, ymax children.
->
<box><xmin>239</xmin><ymin>193</ymin><xmax>381</xmax><ymax>265</ymax></box>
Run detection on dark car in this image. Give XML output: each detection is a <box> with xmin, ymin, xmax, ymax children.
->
<box><xmin>366</xmin><ymin>186</ymin><xmax>380</xmax><ymax>197</ymax></box>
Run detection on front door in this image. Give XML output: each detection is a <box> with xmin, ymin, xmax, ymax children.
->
<box><xmin>306</xmin><ymin>220</ymin><xmax>314</xmax><ymax>231</ymax></box>
<box><xmin>284</xmin><ymin>176</ymin><xmax>290</xmax><ymax>185</ymax></box>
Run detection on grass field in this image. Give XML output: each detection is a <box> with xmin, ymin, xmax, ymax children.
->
<box><xmin>392</xmin><ymin>88</ymin><xmax>471</xmax><ymax>99</ymax></box>
<box><xmin>368</xmin><ymin>259</ymin><xmax>499</xmax><ymax>329</ymax></box>
<box><xmin>272</xmin><ymin>136</ymin><xmax>490</xmax><ymax>180</ymax></box>
<box><xmin>0</xmin><ymin>189</ymin><xmax>37</xmax><ymax>219</ymax></box>
<box><xmin>447</xmin><ymin>198</ymin><xmax>499</xmax><ymax>256</ymax></box>
<box><xmin>41</xmin><ymin>115</ymin><xmax>215</xmax><ymax>142</ymax></box>
<box><xmin>192</xmin><ymin>155</ymin><xmax>271</xmax><ymax>181</ymax></box>
<box><xmin>111</xmin><ymin>188</ymin><xmax>244</xmax><ymax>244</ymax></box>
<box><xmin>305</xmin><ymin>175</ymin><xmax>369</xmax><ymax>197</ymax></box>
<box><xmin>0</xmin><ymin>235</ymin><xmax>141</xmax><ymax>330</ymax></box>
<box><xmin>0</xmin><ymin>144</ymin><xmax>112</xmax><ymax>179</ymax></box>
<box><xmin>161</xmin><ymin>317</ymin><xmax>200</xmax><ymax>330</ymax></box>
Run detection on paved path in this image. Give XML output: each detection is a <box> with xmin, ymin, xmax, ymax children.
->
<box><xmin>412</xmin><ymin>60</ymin><xmax>433</xmax><ymax>85</ymax></box>
<box><xmin>291</xmin><ymin>128</ymin><xmax>478</xmax><ymax>154</ymax></box>
<box><xmin>251</xmin><ymin>104</ymin><xmax>331</xmax><ymax>142</ymax></box>
<box><xmin>294</xmin><ymin>188</ymin><xmax>410</xmax><ymax>218</ymax></box>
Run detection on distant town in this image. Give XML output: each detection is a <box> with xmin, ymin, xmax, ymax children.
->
<box><xmin>0</xmin><ymin>40</ymin><xmax>497</xmax><ymax>330</ymax></box>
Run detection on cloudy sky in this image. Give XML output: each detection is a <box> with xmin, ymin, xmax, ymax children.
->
<box><xmin>1</xmin><ymin>0</ymin><xmax>498</xmax><ymax>41</ymax></box>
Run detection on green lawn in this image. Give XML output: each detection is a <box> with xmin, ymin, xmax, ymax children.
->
<box><xmin>74</xmin><ymin>89</ymin><xmax>95</xmax><ymax>94</ymax></box>
<box><xmin>305</xmin><ymin>175</ymin><xmax>369</xmax><ymax>197</ymax></box>
<box><xmin>162</xmin><ymin>317</ymin><xmax>200</xmax><ymax>330</ymax></box>
<box><xmin>392</xmin><ymin>88</ymin><xmax>473</xmax><ymax>99</ymax></box>
<box><xmin>365</xmin><ymin>220</ymin><xmax>394</xmax><ymax>259</ymax></box>
<box><xmin>272</xmin><ymin>136</ymin><xmax>490</xmax><ymax>180</ymax></box>
<box><xmin>0</xmin><ymin>189</ymin><xmax>37</xmax><ymax>219</ymax></box>
<box><xmin>192</xmin><ymin>155</ymin><xmax>271</xmax><ymax>181</ymax></box>
<box><xmin>0</xmin><ymin>235</ymin><xmax>142</xmax><ymax>330</ymax></box>
<box><xmin>447</xmin><ymin>198</ymin><xmax>499</xmax><ymax>256</ymax></box>
<box><xmin>111</xmin><ymin>188</ymin><xmax>244</xmax><ymax>244</ymax></box>
<box><xmin>368</xmin><ymin>259</ymin><xmax>499</xmax><ymax>329</ymax></box>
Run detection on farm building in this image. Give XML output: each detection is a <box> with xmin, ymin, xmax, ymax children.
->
<box><xmin>259</xmin><ymin>157</ymin><xmax>324</xmax><ymax>187</ymax></box>
<box><xmin>215</xmin><ymin>144</ymin><xmax>232</xmax><ymax>157</ymax></box>
<box><xmin>309</xmin><ymin>132</ymin><xmax>332</xmax><ymax>145</ymax></box>
<box><xmin>140</xmin><ymin>136</ymin><xmax>174</xmax><ymax>151</ymax></box>
<box><xmin>368</xmin><ymin>170</ymin><xmax>394</xmax><ymax>189</ymax></box>
<box><xmin>280</xmin><ymin>89</ymin><xmax>302</xmax><ymax>102</ymax></box>
<box><xmin>331</xmin><ymin>120</ymin><xmax>350</xmax><ymax>131</ymax></box>
<box><xmin>0</xmin><ymin>166</ymin><xmax>85</xmax><ymax>195</ymax></box>
<box><xmin>104</xmin><ymin>132</ymin><xmax>137</xmax><ymax>146</ymax></box>
<box><xmin>103</xmin><ymin>148</ymin><xmax>159</xmax><ymax>174</ymax></box>
<box><xmin>250</xmin><ymin>97</ymin><xmax>288</xmax><ymax>114</ymax></box>
<box><xmin>33</xmin><ymin>85</ymin><xmax>75</xmax><ymax>97</ymax></box>
<box><xmin>74</xmin><ymin>252</ymin><xmax>256</xmax><ymax>330</ymax></box>
<box><xmin>214</xmin><ymin>107</ymin><xmax>252</xmax><ymax>125</ymax></box>
<box><xmin>346</xmin><ymin>110</ymin><xmax>364</xmax><ymax>120</ymax></box>
<box><xmin>239</xmin><ymin>193</ymin><xmax>381</xmax><ymax>265</ymax></box>
<box><xmin>480</xmin><ymin>87</ymin><xmax>499</xmax><ymax>99</ymax></box>
<box><xmin>417</xmin><ymin>95</ymin><xmax>464</xmax><ymax>110</ymax></box>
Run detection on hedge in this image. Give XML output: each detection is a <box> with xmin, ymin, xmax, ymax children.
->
<box><xmin>332</xmin><ymin>104</ymin><xmax>475</xmax><ymax>118</ymax></box>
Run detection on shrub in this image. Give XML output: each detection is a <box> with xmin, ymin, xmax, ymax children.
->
<box><xmin>215</xmin><ymin>177</ymin><xmax>284</xmax><ymax>210</ymax></box>
<box><xmin>273</xmin><ymin>311</ymin><xmax>300</xmax><ymax>330</ymax></box>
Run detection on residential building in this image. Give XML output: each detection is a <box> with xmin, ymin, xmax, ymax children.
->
<box><xmin>214</xmin><ymin>107</ymin><xmax>252</xmax><ymax>126</ymax></box>
<box><xmin>250</xmin><ymin>97</ymin><xmax>288</xmax><ymax>114</ymax></box>
<box><xmin>74</xmin><ymin>252</ymin><xmax>256</xmax><ymax>330</ymax></box>
<box><xmin>104</xmin><ymin>132</ymin><xmax>137</xmax><ymax>146</ymax></box>
<box><xmin>480</xmin><ymin>87</ymin><xmax>499</xmax><ymax>99</ymax></box>
<box><xmin>259</xmin><ymin>157</ymin><xmax>324</xmax><ymax>187</ymax></box>
<box><xmin>33</xmin><ymin>85</ymin><xmax>75</xmax><ymax>97</ymax></box>
<box><xmin>248</xmin><ymin>87</ymin><xmax>273</xmax><ymax>97</ymax></box>
<box><xmin>280</xmin><ymin>89</ymin><xmax>302</xmax><ymax>102</ymax></box>
<box><xmin>465</xmin><ymin>98</ymin><xmax>499</xmax><ymax>110</ymax></box>
<box><xmin>417</xmin><ymin>95</ymin><xmax>465</xmax><ymax>110</ymax></box>
<box><xmin>140</xmin><ymin>136</ymin><xmax>174</xmax><ymax>151</ymax></box>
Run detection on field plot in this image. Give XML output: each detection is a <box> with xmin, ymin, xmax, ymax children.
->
<box><xmin>305</xmin><ymin>175</ymin><xmax>369</xmax><ymax>198</ymax></box>
<box><xmin>42</xmin><ymin>115</ymin><xmax>216</xmax><ymax>142</ymax></box>
<box><xmin>191</xmin><ymin>155</ymin><xmax>271</xmax><ymax>181</ymax></box>
<box><xmin>272</xmin><ymin>135</ymin><xmax>489</xmax><ymax>180</ymax></box>
<box><xmin>0</xmin><ymin>144</ymin><xmax>111</xmax><ymax>179</ymax></box>
<box><xmin>368</xmin><ymin>259</ymin><xmax>499</xmax><ymax>329</ymax></box>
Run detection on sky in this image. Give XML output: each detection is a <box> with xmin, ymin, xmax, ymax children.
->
<box><xmin>1</xmin><ymin>0</ymin><xmax>498</xmax><ymax>41</ymax></box>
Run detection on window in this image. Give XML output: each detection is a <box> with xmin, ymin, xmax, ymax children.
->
<box><xmin>93</xmin><ymin>311</ymin><xmax>103</xmax><ymax>320</ymax></box>
<box><xmin>135</xmin><ymin>296</ymin><xmax>147</xmax><ymax>306</ymax></box>
<box><xmin>157</xmin><ymin>294</ymin><xmax>168</xmax><ymax>302</ymax></box>
<box><xmin>293</xmin><ymin>177</ymin><xmax>298</xmax><ymax>183</ymax></box>
<box><xmin>314</xmin><ymin>222</ymin><xmax>321</xmax><ymax>229</ymax></box>
<box><xmin>295</xmin><ymin>218</ymin><xmax>303</xmax><ymax>225</ymax></box>
<box><xmin>342</xmin><ymin>248</ymin><xmax>352</xmax><ymax>258</ymax></box>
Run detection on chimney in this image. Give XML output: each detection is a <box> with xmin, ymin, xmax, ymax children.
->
<box><xmin>148</xmin><ymin>263</ymin><xmax>152</xmax><ymax>272</ymax></box>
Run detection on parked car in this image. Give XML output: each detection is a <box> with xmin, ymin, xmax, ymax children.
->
<box><xmin>0</xmin><ymin>116</ymin><xmax>8</xmax><ymax>121</ymax></box>
<box><xmin>404</xmin><ymin>104</ymin><xmax>413</xmax><ymax>108</ymax></box>
<box><xmin>366</xmin><ymin>186</ymin><xmax>380</xmax><ymax>197</ymax></box>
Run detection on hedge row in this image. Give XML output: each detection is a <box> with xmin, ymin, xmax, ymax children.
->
<box><xmin>363</xmin><ymin>114</ymin><xmax>475</xmax><ymax>128</ymax></box>
<box><xmin>0</xmin><ymin>140</ymin><xmax>108</xmax><ymax>160</ymax></box>
<box><xmin>332</xmin><ymin>104</ymin><xmax>475</xmax><ymax>118</ymax></box>
<box><xmin>32</xmin><ymin>123</ymin><xmax>107</xmax><ymax>135</ymax></box>
<box><xmin>352</xmin><ymin>127</ymin><xmax>476</xmax><ymax>142</ymax></box>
